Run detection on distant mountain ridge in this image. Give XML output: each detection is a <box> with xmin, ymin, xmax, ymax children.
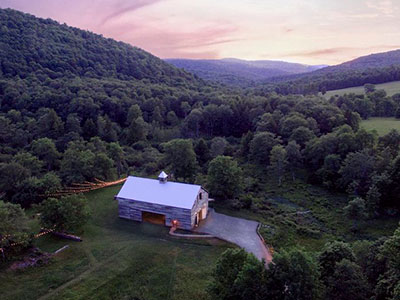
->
<box><xmin>262</xmin><ymin>49</ymin><xmax>400</xmax><ymax>94</ymax></box>
<box><xmin>165</xmin><ymin>58</ymin><xmax>326</xmax><ymax>86</ymax></box>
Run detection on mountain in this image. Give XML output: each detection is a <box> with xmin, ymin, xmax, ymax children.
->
<box><xmin>328</xmin><ymin>49</ymin><xmax>400</xmax><ymax>70</ymax></box>
<box><xmin>0</xmin><ymin>8</ymin><xmax>199</xmax><ymax>87</ymax></box>
<box><xmin>165</xmin><ymin>58</ymin><xmax>326</xmax><ymax>86</ymax></box>
<box><xmin>265</xmin><ymin>49</ymin><xmax>400</xmax><ymax>95</ymax></box>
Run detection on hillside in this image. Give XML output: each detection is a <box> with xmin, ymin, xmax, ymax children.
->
<box><xmin>323</xmin><ymin>80</ymin><xmax>400</xmax><ymax>98</ymax></box>
<box><xmin>165</xmin><ymin>58</ymin><xmax>325</xmax><ymax>86</ymax></box>
<box><xmin>0</xmin><ymin>9</ymin><xmax>198</xmax><ymax>86</ymax></box>
<box><xmin>264</xmin><ymin>49</ymin><xmax>400</xmax><ymax>95</ymax></box>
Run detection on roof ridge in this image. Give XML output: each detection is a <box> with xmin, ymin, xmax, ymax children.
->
<box><xmin>128</xmin><ymin>175</ymin><xmax>201</xmax><ymax>187</ymax></box>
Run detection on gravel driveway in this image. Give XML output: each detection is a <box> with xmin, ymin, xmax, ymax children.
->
<box><xmin>195</xmin><ymin>209</ymin><xmax>272</xmax><ymax>263</ymax></box>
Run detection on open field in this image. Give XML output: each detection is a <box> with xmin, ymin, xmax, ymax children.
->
<box><xmin>0</xmin><ymin>186</ymin><xmax>232</xmax><ymax>300</ymax></box>
<box><xmin>361</xmin><ymin>117</ymin><xmax>400</xmax><ymax>136</ymax></box>
<box><xmin>323</xmin><ymin>80</ymin><xmax>400</xmax><ymax>98</ymax></box>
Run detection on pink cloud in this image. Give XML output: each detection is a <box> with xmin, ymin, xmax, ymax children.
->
<box><xmin>99</xmin><ymin>0</ymin><xmax>162</xmax><ymax>27</ymax></box>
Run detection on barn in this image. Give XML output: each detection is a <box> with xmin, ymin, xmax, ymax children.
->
<box><xmin>116</xmin><ymin>172</ymin><xmax>209</xmax><ymax>230</ymax></box>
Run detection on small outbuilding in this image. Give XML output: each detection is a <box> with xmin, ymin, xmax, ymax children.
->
<box><xmin>116</xmin><ymin>172</ymin><xmax>209</xmax><ymax>230</ymax></box>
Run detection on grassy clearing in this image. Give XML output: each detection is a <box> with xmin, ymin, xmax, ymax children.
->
<box><xmin>0</xmin><ymin>186</ymin><xmax>232</xmax><ymax>300</ymax></box>
<box><xmin>323</xmin><ymin>80</ymin><xmax>400</xmax><ymax>98</ymax></box>
<box><xmin>213</xmin><ymin>175</ymin><xmax>400</xmax><ymax>252</ymax></box>
<box><xmin>361</xmin><ymin>117</ymin><xmax>400</xmax><ymax>136</ymax></box>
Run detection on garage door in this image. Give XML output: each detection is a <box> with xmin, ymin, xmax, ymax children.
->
<box><xmin>141</xmin><ymin>211</ymin><xmax>166</xmax><ymax>226</ymax></box>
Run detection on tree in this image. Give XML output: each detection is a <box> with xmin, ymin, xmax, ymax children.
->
<box><xmin>126</xmin><ymin>117</ymin><xmax>148</xmax><ymax>144</ymax></box>
<box><xmin>82</xmin><ymin>118</ymin><xmax>97</xmax><ymax>139</ymax></box>
<box><xmin>208</xmin><ymin>248</ymin><xmax>265</xmax><ymax>300</ymax></box>
<box><xmin>38</xmin><ymin>195</ymin><xmax>90</xmax><ymax>233</ymax></box>
<box><xmin>325</xmin><ymin>259</ymin><xmax>369</xmax><ymax>300</ymax></box>
<box><xmin>31</xmin><ymin>138</ymin><xmax>60</xmax><ymax>170</ymax></box>
<box><xmin>210</xmin><ymin>137</ymin><xmax>228</xmax><ymax>158</ymax></box>
<box><xmin>264</xmin><ymin>249</ymin><xmax>322</xmax><ymax>300</ymax></box>
<box><xmin>166</xmin><ymin>111</ymin><xmax>179</xmax><ymax>126</ymax></box>
<box><xmin>37</xmin><ymin>109</ymin><xmax>64</xmax><ymax>139</ymax></box>
<box><xmin>0</xmin><ymin>162</ymin><xmax>30</xmax><ymax>199</ymax></box>
<box><xmin>183</xmin><ymin>109</ymin><xmax>202</xmax><ymax>138</ymax></box>
<box><xmin>65</xmin><ymin>113</ymin><xmax>82</xmax><ymax>134</ymax></box>
<box><xmin>13</xmin><ymin>152</ymin><xmax>44</xmax><ymax>176</ymax></box>
<box><xmin>60</xmin><ymin>144</ymin><xmax>96</xmax><ymax>184</ymax></box>
<box><xmin>269</xmin><ymin>145</ymin><xmax>287</xmax><ymax>186</ymax></box>
<box><xmin>289</xmin><ymin>126</ymin><xmax>316</xmax><ymax>148</ymax></box>
<box><xmin>126</xmin><ymin>104</ymin><xmax>142</xmax><ymax>124</ymax></box>
<box><xmin>318</xmin><ymin>241</ymin><xmax>355</xmax><ymax>285</ymax></box>
<box><xmin>344</xmin><ymin>197</ymin><xmax>368</xmax><ymax>231</ymax></box>
<box><xmin>93</xmin><ymin>152</ymin><xmax>114</xmax><ymax>180</ymax></box>
<box><xmin>108</xmin><ymin>142</ymin><xmax>125</xmax><ymax>177</ymax></box>
<box><xmin>280</xmin><ymin>113</ymin><xmax>309</xmax><ymax>138</ymax></box>
<box><xmin>194</xmin><ymin>139</ymin><xmax>210</xmax><ymax>166</ymax></box>
<box><xmin>379</xmin><ymin>129</ymin><xmax>400</xmax><ymax>156</ymax></box>
<box><xmin>381</xmin><ymin>224</ymin><xmax>400</xmax><ymax>270</ymax></box>
<box><xmin>286</xmin><ymin>141</ymin><xmax>302</xmax><ymax>181</ymax></box>
<box><xmin>207</xmin><ymin>156</ymin><xmax>243</xmax><ymax>200</ymax></box>
<box><xmin>0</xmin><ymin>201</ymin><xmax>30</xmax><ymax>249</ymax></box>
<box><xmin>249</xmin><ymin>132</ymin><xmax>281</xmax><ymax>165</ymax></box>
<box><xmin>180</xmin><ymin>101</ymin><xmax>191</xmax><ymax>118</ymax></box>
<box><xmin>364</xmin><ymin>83</ymin><xmax>376</xmax><ymax>93</ymax></box>
<box><xmin>316</xmin><ymin>154</ymin><xmax>342</xmax><ymax>189</ymax></box>
<box><xmin>239</xmin><ymin>131</ymin><xmax>254</xmax><ymax>158</ymax></box>
<box><xmin>163</xmin><ymin>139</ymin><xmax>198</xmax><ymax>181</ymax></box>
<box><xmin>344</xmin><ymin>197</ymin><xmax>367</xmax><ymax>221</ymax></box>
<box><xmin>339</xmin><ymin>150</ymin><xmax>375</xmax><ymax>196</ymax></box>
<box><xmin>256</xmin><ymin>113</ymin><xmax>280</xmax><ymax>134</ymax></box>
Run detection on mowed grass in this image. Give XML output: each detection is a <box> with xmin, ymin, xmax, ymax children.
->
<box><xmin>0</xmin><ymin>186</ymin><xmax>232</xmax><ymax>300</ymax></box>
<box><xmin>361</xmin><ymin>117</ymin><xmax>400</xmax><ymax>136</ymax></box>
<box><xmin>323</xmin><ymin>80</ymin><xmax>400</xmax><ymax>98</ymax></box>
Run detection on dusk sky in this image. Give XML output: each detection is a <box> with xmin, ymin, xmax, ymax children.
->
<box><xmin>1</xmin><ymin>0</ymin><xmax>400</xmax><ymax>65</ymax></box>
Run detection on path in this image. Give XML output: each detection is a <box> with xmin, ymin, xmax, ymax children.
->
<box><xmin>37</xmin><ymin>247</ymin><xmax>125</xmax><ymax>300</ymax></box>
<box><xmin>195</xmin><ymin>209</ymin><xmax>272</xmax><ymax>263</ymax></box>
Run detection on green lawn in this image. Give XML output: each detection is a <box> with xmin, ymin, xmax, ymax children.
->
<box><xmin>361</xmin><ymin>117</ymin><xmax>400</xmax><ymax>136</ymax></box>
<box><xmin>0</xmin><ymin>186</ymin><xmax>232</xmax><ymax>300</ymax></box>
<box><xmin>323</xmin><ymin>80</ymin><xmax>400</xmax><ymax>98</ymax></box>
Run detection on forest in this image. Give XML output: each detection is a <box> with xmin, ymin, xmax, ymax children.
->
<box><xmin>0</xmin><ymin>8</ymin><xmax>400</xmax><ymax>300</ymax></box>
<box><xmin>257</xmin><ymin>50</ymin><xmax>400</xmax><ymax>95</ymax></box>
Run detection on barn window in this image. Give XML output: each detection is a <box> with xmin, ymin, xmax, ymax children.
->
<box><xmin>199</xmin><ymin>193</ymin><xmax>202</xmax><ymax>200</ymax></box>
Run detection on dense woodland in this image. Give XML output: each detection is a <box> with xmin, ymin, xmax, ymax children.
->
<box><xmin>0</xmin><ymin>8</ymin><xmax>400</xmax><ymax>300</ymax></box>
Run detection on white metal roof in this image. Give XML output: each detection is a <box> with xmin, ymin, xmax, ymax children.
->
<box><xmin>116</xmin><ymin>176</ymin><xmax>201</xmax><ymax>210</ymax></box>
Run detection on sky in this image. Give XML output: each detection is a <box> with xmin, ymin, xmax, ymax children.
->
<box><xmin>1</xmin><ymin>0</ymin><xmax>400</xmax><ymax>65</ymax></box>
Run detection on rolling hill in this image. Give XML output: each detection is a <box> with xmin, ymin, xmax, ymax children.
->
<box><xmin>265</xmin><ymin>49</ymin><xmax>400</xmax><ymax>95</ymax></box>
<box><xmin>0</xmin><ymin>8</ymin><xmax>199</xmax><ymax>87</ymax></box>
<box><xmin>165</xmin><ymin>58</ymin><xmax>325</xmax><ymax>86</ymax></box>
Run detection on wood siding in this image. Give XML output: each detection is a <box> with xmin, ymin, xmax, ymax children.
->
<box><xmin>117</xmin><ymin>188</ymin><xmax>209</xmax><ymax>230</ymax></box>
<box><xmin>117</xmin><ymin>197</ymin><xmax>193</xmax><ymax>230</ymax></box>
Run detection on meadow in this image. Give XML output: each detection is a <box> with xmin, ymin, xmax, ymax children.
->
<box><xmin>214</xmin><ymin>174</ymin><xmax>400</xmax><ymax>252</ymax></box>
<box><xmin>0</xmin><ymin>186</ymin><xmax>231</xmax><ymax>300</ymax></box>
<box><xmin>323</xmin><ymin>80</ymin><xmax>400</xmax><ymax>98</ymax></box>
<box><xmin>361</xmin><ymin>117</ymin><xmax>400</xmax><ymax>136</ymax></box>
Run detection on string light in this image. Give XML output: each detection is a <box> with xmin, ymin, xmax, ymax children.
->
<box><xmin>43</xmin><ymin>177</ymin><xmax>127</xmax><ymax>197</ymax></box>
<box><xmin>0</xmin><ymin>228</ymin><xmax>55</xmax><ymax>252</ymax></box>
<box><xmin>1</xmin><ymin>178</ymin><xmax>127</xmax><ymax>254</ymax></box>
